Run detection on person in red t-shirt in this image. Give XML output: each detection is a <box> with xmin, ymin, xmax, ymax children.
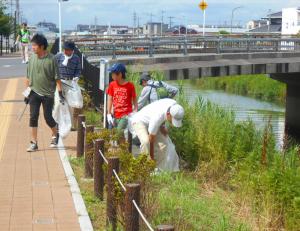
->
<box><xmin>106</xmin><ymin>63</ymin><xmax>138</xmax><ymax>132</ymax></box>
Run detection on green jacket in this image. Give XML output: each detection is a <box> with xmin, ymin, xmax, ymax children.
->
<box><xmin>19</xmin><ymin>29</ymin><xmax>30</xmax><ymax>43</ymax></box>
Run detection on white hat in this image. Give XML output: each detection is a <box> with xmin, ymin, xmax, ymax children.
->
<box><xmin>169</xmin><ymin>104</ymin><xmax>184</xmax><ymax>128</ymax></box>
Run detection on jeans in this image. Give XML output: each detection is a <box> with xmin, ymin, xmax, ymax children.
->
<box><xmin>29</xmin><ymin>91</ymin><xmax>57</xmax><ymax>128</ymax></box>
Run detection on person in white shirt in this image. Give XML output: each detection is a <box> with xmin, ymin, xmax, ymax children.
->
<box><xmin>131</xmin><ymin>98</ymin><xmax>184</xmax><ymax>161</ymax></box>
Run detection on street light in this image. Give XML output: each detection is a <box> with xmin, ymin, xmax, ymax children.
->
<box><xmin>231</xmin><ymin>6</ymin><xmax>243</xmax><ymax>34</ymax></box>
<box><xmin>58</xmin><ymin>0</ymin><xmax>68</xmax><ymax>53</ymax></box>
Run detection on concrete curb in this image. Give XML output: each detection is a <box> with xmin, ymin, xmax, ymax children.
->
<box><xmin>58</xmin><ymin>139</ymin><xmax>94</xmax><ymax>231</ymax></box>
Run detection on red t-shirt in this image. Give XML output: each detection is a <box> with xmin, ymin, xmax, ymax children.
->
<box><xmin>106</xmin><ymin>81</ymin><xmax>137</xmax><ymax>119</ymax></box>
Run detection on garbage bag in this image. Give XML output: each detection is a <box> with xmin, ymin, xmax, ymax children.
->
<box><xmin>65</xmin><ymin>80</ymin><xmax>83</xmax><ymax>109</ymax></box>
<box><xmin>53</xmin><ymin>92</ymin><xmax>72</xmax><ymax>139</ymax></box>
<box><xmin>157</xmin><ymin>136</ymin><xmax>180</xmax><ymax>172</ymax></box>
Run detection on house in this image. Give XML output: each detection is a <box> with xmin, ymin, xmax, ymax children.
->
<box><xmin>143</xmin><ymin>22</ymin><xmax>168</xmax><ymax>36</ymax></box>
<box><xmin>166</xmin><ymin>26</ymin><xmax>198</xmax><ymax>35</ymax></box>
<box><xmin>282</xmin><ymin>8</ymin><xmax>300</xmax><ymax>35</ymax></box>
<box><xmin>246</xmin><ymin>20</ymin><xmax>268</xmax><ymax>30</ymax></box>
<box><xmin>248</xmin><ymin>11</ymin><xmax>282</xmax><ymax>34</ymax></box>
<box><xmin>37</xmin><ymin>21</ymin><xmax>58</xmax><ymax>33</ymax></box>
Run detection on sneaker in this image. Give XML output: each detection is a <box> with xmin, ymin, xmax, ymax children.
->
<box><xmin>50</xmin><ymin>134</ymin><xmax>59</xmax><ymax>148</ymax></box>
<box><xmin>27</xmin><ymin>141</ymin><xmax>38</xmax><ymax>152</ymax></box>
<box><xmin>22</xmin><ymin>60</ymin><xmax>25</xmax><ymax>64</ymax></box>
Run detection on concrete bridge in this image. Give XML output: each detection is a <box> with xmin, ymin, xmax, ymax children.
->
<box><xmin>105</xmin><ymin>51</ymin><xmax>300</xmax><ymax>142</ymax></box>
<box><xmin>76</xmin><ymin>37</ymin><xmax>300</xmax><ymax>142</ymax></box>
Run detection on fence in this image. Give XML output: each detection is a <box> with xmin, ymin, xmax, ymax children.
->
<box><xmin>76</xmin><ymin>115</ymin><xmax>174</xmax><ymax>231</ymax></box>
<box><xmin>77</xmin><ymin>37</ymin><xmax>300</xmax><ymax>60</ymax></box>
<box><xmin>0</xmin><ymin>35</ymin><xmax>12</xmax><ymax>56</ymax></box>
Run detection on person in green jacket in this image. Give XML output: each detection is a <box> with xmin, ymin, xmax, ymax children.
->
<box><xmin>15</xmin><ymin>23</ymin><xmax>30</xmax><ymax>64</ymax></box>
<box><xmin>25</xmin><ymin>34</ymin><xmax>64</xmax><ymax>152</ymax></box>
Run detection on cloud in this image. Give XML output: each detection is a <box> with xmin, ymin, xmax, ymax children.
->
<box><xmin>18</xmin><ymin>0</ymin><xmax>300</xmax><ymax>29</ymax></box>
<box><xmin>65</xmin><ymin>5</ymin><xmax>85</xmax><ymax>13</ymax></box>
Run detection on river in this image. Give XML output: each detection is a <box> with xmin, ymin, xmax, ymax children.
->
<box><xmin>172</xmin><ymin>81</ymin><xmax>286</xmax><ymax>149</ymax></box>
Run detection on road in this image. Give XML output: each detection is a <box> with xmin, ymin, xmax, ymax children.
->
<box><xmin>0</xmin><ymin>56</ymin><xmax>27</xmax><ymax>78</ymax></box>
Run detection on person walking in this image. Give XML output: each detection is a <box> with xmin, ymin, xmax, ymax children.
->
<box><xmin>15</xmin><ymin>23</ymin><xmax>31</xmax><ymax>64</ymax></box>
<box><xmin>24</xmin><ymin>34</ymin><xmax>64</xmax><ymax>152</ymax></box>
<box><xmin>55</xmin><ymin>41</ymin><xmax>81</xmax><ymax>129</ymax></box>
<box><xmin>131</xmin><ymin>98</ymin><xmax>184</xmax><ymax>161</ymax></box>
<box><xmin>138</xmin><ymin>72</ymin><xmax>179</xmax><ymax>109</ymax></box>
<box><xmin>106</xmin><ymin>63</ymin><xmax>138</xmax><ymax>136</ymax></box>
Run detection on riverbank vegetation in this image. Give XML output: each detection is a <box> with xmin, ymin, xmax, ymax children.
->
<box><xmin>193</xmin><ymin>74</ymin><xmax>286</xmax><ymax>105</ymax></box>
<box><xmin>71</xmin><ymin>70</ymin><xmax>299</xmax><ymax>230</ymax></box>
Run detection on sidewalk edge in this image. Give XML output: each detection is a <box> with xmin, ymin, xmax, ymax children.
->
<box><xmin>58</xmin><ymin>139</ymin><xmax>94</xmax><ymax>231</ymax></box>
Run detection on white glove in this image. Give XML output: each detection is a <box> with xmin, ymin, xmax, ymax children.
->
<box><xmin>107</xmin><ymin>114</ymin><xmax>114</xmax><ymax>125</ymax></box>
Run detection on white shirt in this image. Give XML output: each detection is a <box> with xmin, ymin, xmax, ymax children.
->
<box><xmin>132</xmin><ymin>98</ymin><xmax>177</xmax><ymax>135</ymax></box>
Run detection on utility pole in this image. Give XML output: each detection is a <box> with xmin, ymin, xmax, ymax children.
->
<box><xmin>168</xmin><ymin>16</ymin><xmax>175</xmax><ymax>29</ymax></box>
<box><xmin>137</xmin><ymin>16</ymin><xmax>140</xmax><ymax>36</ymax></box>
<box><xmin>133</xmin><ymin>11</ymin><xmax>137</xmax><ymax>36</ymax></box>
<box><xmin>161</xmin><ymin>10</ymin><xmax>166</xmax><ymax>36</ymax></box>
<box><xmin>15</xmin><ymin>0</ymin><xmax>20</xmax><ymax>24</ymax></box>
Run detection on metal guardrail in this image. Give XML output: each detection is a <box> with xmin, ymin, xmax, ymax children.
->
<box><xmin>76</xmin><ymin>37</ymin><xmax>300</xmax><ymax>60</ymax></box>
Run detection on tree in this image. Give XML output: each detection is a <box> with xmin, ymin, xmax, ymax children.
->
<box><xmin>0</xmin><ymin>2</ymin><xmax>13</xmax><ymax>55</ymax></box>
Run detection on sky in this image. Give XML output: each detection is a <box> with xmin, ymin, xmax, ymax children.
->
<box><xmin>13</xmin><ymin>0</ymin><xmax>300</xmax><ymax>29</ymax></box>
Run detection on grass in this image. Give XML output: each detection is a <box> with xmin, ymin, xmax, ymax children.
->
<box><xmin>193</xmin><ymin>74</ymin><xmax>286</xmax><ymax>105</ymax></box>
<box><xmin>84</xmin><ymin>110</ymin><xmax>102</xmax><ymax>127</ymax></box>
<box><xmin>69</xmin><ymin>156</ymin><xmax>254</xmax><ymax>231</ymax></box>
<box><xmin>149</xmin><ymin>173</ymin><xmax>251</xmax><ymax>231</ymax></box>
<box><xmin>71</xmin><ymin>70</ymin><xmax>298</xmax><ymax>230</ymax></box>
<box><xmin>69</xmin><ymin>157</ymin><xmax>107</xmax><ymax>231</ymax></box>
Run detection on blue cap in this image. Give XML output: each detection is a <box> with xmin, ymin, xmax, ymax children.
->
<box><xmin>64</xmin><ymin>41</ymin><xmax>75</xmax><ymax>50</ymax></box>
<box><xmin>108</xmin><ymin>63</ymin><xmax>127</xmax><ymax>74</ymax></box>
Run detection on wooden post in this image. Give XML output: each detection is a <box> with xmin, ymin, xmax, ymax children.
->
<box><xmin>107</xmin><ymin>157</ymin><xmax>119</xmax><ymax>231</ymax></box>
<box><xmin>77</xmin><ymin>115</ymin><xmax>85</xmax><ymax>158</ymax></box>
<box><xmin>125</xmin><ymin>184</ymin><xmax>140</xmax><ymax>231</ymax></box>
<box><xmin>156</xmin><ymin>225</ymin><xmax>175</xmax><ymax>231</ymax></box>
<box><xmin>94</xmin><ymin>139</ymin><xmax>105</xmax><ymax>200</ymax></box>
<box><xmin>73</xmin><ymin>108</ymin><xmax>82</xmax><ymax>130</ymax></box>
<box><xmin>84</xmin><ymin>125</ymin><xmax>95</xmax><ymax>178</ymax></box>
<box><xmin>128</xmin><ymin>131</ymin><xmax>133</xmax><ymax>154</ymax></box>
<box><xmin>150</xmin><ymin>142</ymin><xmax>154</xmax><ymax>160</ymax></box>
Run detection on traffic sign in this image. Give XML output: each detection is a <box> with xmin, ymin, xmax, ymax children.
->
<box><xmin>199</xmin><ymin>1</ymin><xmax>208</xmax><ymax>11</ymax></box>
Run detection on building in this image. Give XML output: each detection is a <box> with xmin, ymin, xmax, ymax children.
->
<box><xmin>143</xmin><ymin>22</ymin><xmax>168</xmax><ymax>36</ymax></box>
<box><xmin>37</xmin><ymin>21</ymin><xmax>58</xmax><ymax>33</ymax></box>
<box><xmin>282</xmin><ymin>7</ymin><xmax>300</xmax><ymax>35</ymax></box>
<box><xmin>248</xmin><ymin>11</ymin><xmax>282</xmax><ymax>34</ymax></box>
<box><xmin>166</xmin><ymin>26</ymin><xmax>198</xmax><ymax>35</ymax></box>
<box><xmin>77</xmin><ymin>24</ymin><xmax>90</xmax><ymax>32</ymax></box>
<box><xmin>246</xmin><ymin>20</ymin><xmax>267</xmax><ymax>30</ymax></box>
<box><xmin>104</xmin><ymin>25</ymin><xmax>129</xmax><ymax>35</ymax></box>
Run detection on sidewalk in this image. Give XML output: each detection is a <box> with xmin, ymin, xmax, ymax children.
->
<box><xmin>0</xmin><ymin>78</ymin><xmax>85</xmax><ymax>231</ymax></box>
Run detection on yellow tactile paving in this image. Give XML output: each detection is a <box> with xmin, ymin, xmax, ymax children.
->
<box><xmin>0</xmin><ymin>79</ymin><xmax>18</xmax><ymax>160</ymax></box>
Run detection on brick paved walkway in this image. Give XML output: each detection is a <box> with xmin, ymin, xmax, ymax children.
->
<box><xmin>0</xmin><ymin>78</ymin><xmax>82</xmax><ymax>231</ymax></box>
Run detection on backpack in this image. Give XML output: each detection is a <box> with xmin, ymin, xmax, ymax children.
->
<box><xmin>148</xmin><ymin>81</ymin><xmax>174</xmax><ymax>102</ymax></box>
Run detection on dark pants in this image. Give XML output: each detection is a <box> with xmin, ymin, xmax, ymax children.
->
<box><xmin>29</xmin><ymin>91</ymin><xmax>57</xmax><ymax>128</ymax></box>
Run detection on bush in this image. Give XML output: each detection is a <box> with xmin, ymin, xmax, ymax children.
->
<box><xmin>195</xmin><ymin>75</ymin><xmax>286</xmax><ymax>105</ymax></box>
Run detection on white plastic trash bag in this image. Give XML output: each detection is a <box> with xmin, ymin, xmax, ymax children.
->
<box><xmin>157</xmin><ymin>137</ymin><xmax>180</xmax><ymax>172</ymax></box>
<box><xmin>65</xmin><ymin>80</ymin><xmax>83</xmax><ymax>109</ymax></box>
<box><xmin>53</xmin><ymin>92</ymin><xmax>72</xmax><ymax>139</ymax></box>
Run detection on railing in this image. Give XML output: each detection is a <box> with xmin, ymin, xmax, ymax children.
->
<box><xmin>76</xmin><ymin>37</ymin><xmax>300</xmax><ymax>60</ymax></box>
<box><xmin>0</xmin><ymin>35</ymin><xmax>12</xmax><ymax>56</ymax></box>
<box><xmin>76</xmin><ymin>115</ymin><xmax>174</xmax><ymax>231</ymax></box>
